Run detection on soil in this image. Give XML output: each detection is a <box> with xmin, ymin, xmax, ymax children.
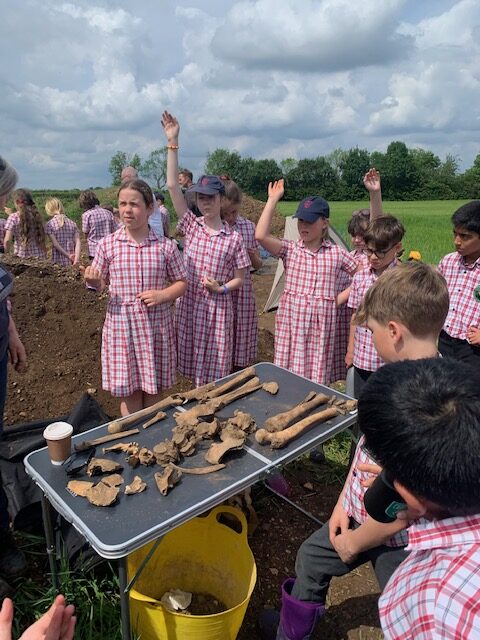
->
<box><xmin>2</xmin><ymin>196</ymin><xmax>383</xmax><ymax>639</ymax></box>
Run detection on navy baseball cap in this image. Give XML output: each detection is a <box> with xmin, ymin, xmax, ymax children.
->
<box><xmin>293</xmin><ymin>196</ymin><xmax>330</xmax><ymax>222</ymax></box>
<box><xmin>189</xmin><ymin>175</ymin><xmax>225</xmax><ymax>196</ymax></box>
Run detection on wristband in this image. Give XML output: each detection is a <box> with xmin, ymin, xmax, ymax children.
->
<box><xmin>167</xmin><ymin>144</ymin><xmax>179</xmax><ymax>150</ymax></box>
<box><xmin>222</xmin><ymin>284</ymin><xmax>229</xmax><ymax>294</ymax></box>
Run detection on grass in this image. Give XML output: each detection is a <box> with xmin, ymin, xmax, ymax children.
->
<box><xmin>278</xmin><ymin>199</ymin><xmax>467</xmax><ymax>265</ymax></box>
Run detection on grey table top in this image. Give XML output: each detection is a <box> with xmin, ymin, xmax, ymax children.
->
<box><xmin>24</xmin><ymin>363</ymin><xmax>356</xmax><ymax>558</ymax></box>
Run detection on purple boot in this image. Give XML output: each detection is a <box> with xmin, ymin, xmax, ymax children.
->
<box><xmin>258</xmin><ymin>579</ymin><xmax>325</xmax><ymax>640</ymax></box>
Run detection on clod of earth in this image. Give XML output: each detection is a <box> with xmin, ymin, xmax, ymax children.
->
<box><xmin>256</xmin><ymin>406</ymin><xmax>339</xmax><ymax>449</ymax></box>
<box><xmin>125</xmin><ymin>476</ymin><xmax>147</xmax><ymax>495</ymax></box>
<box><xmin>101</xmin><ymin>474</ymin><xmax>124</xmax><ymax>487</ymax></box>
<box><xmin>155</xmin><ymin>465</ymin><xmax>182</xmax><ymax>495</ymax></box>
<box><xmin>205</xmin><ymin>437</ymin><xmax>245</xmax><ymax>465</ymax></box>
<box><xmin>85</xmin><ymin>481</ymin><xmax>119</xmax><ymax>506</ymax></box>
<box><xmin>67</xmin><ymin>480</ymin><xmax>94</xmax><ymax>497</ymax></box>
<box><xmin>153</xmin><ymin>440</ymin><xmax>179</xmax><ymax>465</ymax></box>
<box><xmin>86</xmin><ymin>458</ymin><xmax>123</xmax><ymax>476</ymax></box>
<box><xmin>142</xmin><ymin>411</ymin><xmax>167</xmax><ymax>429</ymax></box>
<box><xmin>262</xmin><ymin>381</ymin><xmax>279</xmax><ymax>395</ymax></box>
<box><xmin>169</xmin><ymin>462</ymin><xmax>225</xmax><ymax>475</ymax></box>
<box><xmin>263</xmin><ymin>392</ymin><xmax>330</xmax><ymax>433</ymax></box>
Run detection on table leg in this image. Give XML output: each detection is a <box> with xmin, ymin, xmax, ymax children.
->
<box><xmin>41</xmin><ymin>493</ymin><xmax>59</xmax><ymax>592</ymax></box>
<box><xmin>118</xmin><ymin>556</ymin><xmax>131</xmax><ymax>640</ymax></box>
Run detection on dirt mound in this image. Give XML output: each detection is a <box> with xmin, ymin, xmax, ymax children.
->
<box><xmin>240</xmin><ymin>194</ymin><xmax>286</xmax><ymax>237</ymax></box>
<box><xmin>2</xmin><ymin>255</ymin><xmax>276</xmax><ymax>426</ymax></box>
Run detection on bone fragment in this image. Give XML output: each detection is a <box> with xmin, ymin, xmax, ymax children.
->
<box><xmin>205</xmin><ymin>437</ymin><xmax>245</xmax><ymax>465</ymax></box>
<box><xmin>256</xmin><ymin>407</ymin><xmax>339</xmax><ymax>449</ymax></box>
<box><xmin>153</xmin><ymin>440</ymin><xmax>179</xmax><ymax>465</ymax></box>
<box><xmin>86</xmin><ymin>458</ymin><xmax>123</xmax><ymax>477</ymax></box>
<box><xmin>85</xmin><ymin>482</ymin><xmax>119</xmax><ymax>506</ymax></box>
<box><xmin>262</xmin><ymin>381</ymin><xmax>279</xmax><ymax>395</ymax></box>
<box><xmin>103</xmin><ymin>442</ymin><xmax>139</xmax><ymax>455</ymax></box>
<box><xmin>125</xmin><ymin>476</ymin><xmax>147</xmax><ymax>495</ymax></box>
<box><xmin>101</xmin><ymin>474</ymin><xmax>124</xmax><ymax>487</ymax></box>
<box><xmin>220</xmin><ymin>424</ymin><xmax>247</xmax><ymax>442</ymax></box>
<box><xmin>67</xmin><ymin>480</ymin><xmax>94</xmax><ymax>497</ymax></box>
<box><xmin>169</xmin><ymin>462</ymin><xmax>226</xmax><ymax>475</ymax></box>
<box><xmin>226</xmin><ymin>410</ymin><xmax>256</xmax><ymax>433</ymax></box>
<box><xmin>204</xmin><ymin>367</ymin><xmax>256</xmax><ymax>399</ymax></box>
<box><xmin>155</xmin><ymin>465</ymin><xmax>182</xmax><ymax>495</ymax></box>
<box><xmin>263</xmin><ymin>392</ymin><xmax>330</xmax><ymax>433</ymax></box>
<box><xmin>138</xmin><ymin>447</ymin><xmax>156</xmax><ymax>466</ymax></box>
<box><xmin>74</xmin><ymin>428</ymin><xmax>140</xmax><ymax>452</ymax></box>
<box><xmin>170</xmin><ymin>382</ymin><xmax>216</xmax><ymax>404</ymax></box>
<box><xmin>143</xmin><ymin>411</ymin><xmax>167</xmax><ymax>429</ymax></box>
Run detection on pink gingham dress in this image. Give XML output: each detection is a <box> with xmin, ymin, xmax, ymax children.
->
<box><xmin>176</xmin><ymin>210</ymin><xmax>250</xmax><ymax>386</ymax></box>
<box><xmin>438</xmin><ymin>252</ymin><xmax>480</xmax><ymax>340</ymax></box>
<box><xmin>92</xmin><ymin>228</ymin><xmax>186</xmax><ymax>397</ymax></box>
<box><xmin>348</xmin><ymin>261</ymin><xmax>398</xmax><ymax>372</ymax></box>
<box><xmin>331</xmin><ymin>250</ymin><xmax>369</xmax><ymax>382</ymax></box>
<box><xmin>45</xmin><ymin>215</ymin><xmax>79</xmax><ymax>266</ymax></box>
<box><xmin>230</xmin><ymin>216</ymin><xmax>259</xmax><ymax>367</ymax></box>
<box><xmin>275</xmin><ymin>238</ymin><xmax>357</xmax><ymax>385</ymax></box>
<box><xmin>159</xmin><ymin>205</ymin><xmax>170</xmax><ymax>236</ymax></box>
<box><xmin>82</xmin><ymin>206</ymin><xmax>117</xmax><ymax>258</ymax></box>
<box><xmin>0</xmin><ymin>219</ymin><xmax>6</xmax><ymax>251</ymax></box>
<box><xmin>5</xmin><ymin>212</ymin><xmax>47</xmax><ymax>258</ymax></box>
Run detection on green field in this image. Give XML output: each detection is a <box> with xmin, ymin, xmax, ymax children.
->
<box><xmin>277</xmin><ymin>200</ymin><xmax>467</xmax><ymax>265</ymax></box>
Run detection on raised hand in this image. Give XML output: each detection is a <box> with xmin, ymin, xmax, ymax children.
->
<box><xmin>363</xmin><ymin>168</ymin><xmax>381</xmax><ymax>193</ymax></box>
<box><xmin>161</xmin><ymin>111</ymin><xmax>180</xmax><ymax>143</ymax></box>
<box><xmin>267</xmin><ymin>179</ymin><xmax>284</xmax><ymax>202</ymax></box>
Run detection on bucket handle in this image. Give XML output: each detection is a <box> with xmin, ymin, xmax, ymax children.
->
<box><xmin>205</xmin><ymin>505</ymin><xmax>249</xmax><ymax>540</ymax></box>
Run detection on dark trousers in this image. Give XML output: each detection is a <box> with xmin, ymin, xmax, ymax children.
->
<box><xmin>0</xmin><ymin>352</ymin><xmax>9</xmax><ymax>530</ymax></box>
<box><xmin>292</xmin><ymin>519</ymin><xmax>408</xmax><ymax>603</ymax></box>
<box><xmin>438</xmin><ymin>330</ymin><xmax>480</xmax><ymax>366</ymax></box>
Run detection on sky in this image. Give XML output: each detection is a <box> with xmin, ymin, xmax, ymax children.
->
<box><xmin>1</xmin><ymin>0</ymin><xmax>479</xmax><ymax>189</ymax></box>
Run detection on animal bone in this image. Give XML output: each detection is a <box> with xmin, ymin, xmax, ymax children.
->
<box><xmin>138</xmin><ymin>447</ymin><xmax>156</xmax><ymax>466</ymax></box>
<box><xmin>169</xmin><ymin>462</ymin><xmax>225</xmax><ymax>475</ymax></box>
<box><xmin>263</xmin><ymin>392</ymin><xmax>330</xmax><ymax>433</ymax></box>
<box><xmin>143</xmin><ymin>411</ymin><xmax>167</xmax><ymax>429</ymax></box>
<box><xmin>256</xmin><ymin>406</ymin><xmax>339</xmax><ymax>449</ymax></box>
<box><xmin>153</xmin><ymin>440</ymin><xmax>179</xmax><ymax>465</ymax></box>
<box><xmin>106</xmin><ymin>395</ymin><xmax>182</xmax><ymax>434</ymax></box>
<box><xmin>125</xmin><ymin>476</ymin><xmax>147</xmax><ymax>495</ymax></box>
<box><xmin>74</xmin><ymin>428</ymin><xmax>140</xmax><ymax>452</ymax></box>
<box><xmin>170</xmin><ymin>382</ymin><xmax>216</xmax><ymax>404</ymax></box>
<box><xmin>86</xmin><ymin>458</ymin><xmax>123</xmax><ymax>477</ymax></box>
<box><xmin>67</xmin><ymin>480</ymin><xmax>94</xmax><ymax>497</ymax></box>
<box><xmin>262</xmin><ymin>382</ymin><xmax>279</xmax><ymax>395</ymax></box>
<box><xmin>155</xmin><ymin>465</ymin><xmax>182</xmax><ymax>495</ymax></box>
<box><xmin>85</xmin><ymin>482</ymin><xmax>119</xmax><ymax>506</ymax></box>
<box><xmin>220</xmin><ymin>424</ymin><xmax>247</xmax><ymax>442</ymax></box>
<box><xmin>103</xmin><ymin>442</ymin><xmax>139</xmax><ymax>455</ymax></box>
<box><xmin>195</xmin><ymin>419</ymin><xmax>220</xmax><ymax>439</ymax></box>
<box><xmin>101</xmin><ymin>474</ymin><xmax>124</xmax><ymax>487</ymax></box>
<box><xmin>226</xmin><ymin>410</ymin><xmax>256</xmax><ymax>433</ymax></box>
<box><xmin>205</xmin><ymin>437</ymin><xmax>245</xmax><ymax>465</ymax></box>
<box><xmin>204</xmin><ymin>367</ymin><xmax>256</xmax><ymax>399</ymax></box>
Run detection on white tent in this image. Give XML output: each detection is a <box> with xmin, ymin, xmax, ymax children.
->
<box><xmin>263</xmin><ymin>216</ymin><xmax>350</xmax><ymax>312</ymax></box>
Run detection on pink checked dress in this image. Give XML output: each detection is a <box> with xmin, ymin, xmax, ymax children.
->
<box><xmin>92</xmin><ymin>228</ymin><xmax>186</xmax><ymax>397</ymax></box>
<box><xmin>176</xmin><ymin>210</ymin><xmax>250</xmax><ymax>386</ymax></box>
<box><xmin>330</xmin><ymin>249</ymin><xmax>369</xmax><ymax>382</ymax></box>
<box><xmin>5</xmin><ymin>212</ymin><xmax>47</xmax><ymax>258</ymax></box>
<box><xmin>82</xmin><ymin>206</ymin><xmax>117</xmax><ymax>258</ymax></box>
<box><xmin>45</xmin><ymin>215</ymin><xmax>79</xmax><ymax>266</ymax></box>
<box><xmin>0</xmin><ymin>219</ymin><xmax>6</xmax><ymax>252</ymax></box>
<box><xmin>230</xmin><ymin>216</ymin><xmax>259</xmax><ymax>367</ymax></box>
<box><xmin>275</xmin><ymin>238</ymin><xmax>358</xmax><ymax>385</ymax></box>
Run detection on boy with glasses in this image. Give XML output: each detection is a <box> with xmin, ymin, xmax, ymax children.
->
<box><xmin>346</xmin><ymin>215</ymin><xmax>405</xmax><ymax>397</ymax></box>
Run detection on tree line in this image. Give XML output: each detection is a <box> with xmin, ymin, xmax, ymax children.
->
<box><xmin>109</xmin><ymin>141</ymin><xmax>480</xmax><ymax>201</ymax></box>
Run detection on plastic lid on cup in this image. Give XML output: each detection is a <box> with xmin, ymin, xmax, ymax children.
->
<box><xmin>43</xmin><ymin>422</ymin><xmax>74</xmax><ymax>441</ymax></box>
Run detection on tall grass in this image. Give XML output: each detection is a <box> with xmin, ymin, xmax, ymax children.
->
<box><xmin>277</xmin><ymin>200</ymin><xmax>467</xmax><ymax>265</ymax></box>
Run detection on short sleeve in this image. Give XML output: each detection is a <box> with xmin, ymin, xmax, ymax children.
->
<box><xmin>277</xmin><ymin>238</ymin><xmax>295</xmax><ymax>266</ymax></box>
<box><xmin>340</xmin><ymin>249</ymin><xmax>359</xmax><ymax>276</ymax></box>
<box><xmin>176</xmin><ymin>210</ymin><xmax>198</xmax><ymax>237</ymax></box>
<box><xmin>5</xmin><ymin>215</ymin><xmax>16</xmax><ymax>233</ymax></box>
<box><xmin>81</xmin><ymin>212</ymin><xmax>89</xmax><ymax>234</ymax></box>
<box><xmin>91</xmin><ymin>238</ymin><xmax>109</xmax><ymax>281</ymax></box>
<box><xmin>45</xmin><ymin>220</ymin><xmax>54</xmax><ymax>234</ymax></box>
<box><xmin>165</xmin><ymin>240</ymin><xmax>187</xmax><ymax>283</ymax></box>
<box><xmin>233</xmin><ymin>233</ymin><xmax>250</xmax><ymax>271</ymax></box>
<box><xmin>347</xmin><ymin>272</ymin><xmax>364</xmax><ymax>310</ymax></box>
<box><xmin>437</xmin><ymin>256</ymin><xmax>446</xmax><ymax>275</ymax></box>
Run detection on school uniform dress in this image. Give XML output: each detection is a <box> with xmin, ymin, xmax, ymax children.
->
<box><xmin>230</xmin><ymin>216</ymin><xmax>259</xmax><ymax>367</ymax></box>
<box><xmin>379</xmin><ymin>514</ymin><xmax>480</xmax><ymax>639</ymax></box>
<box><xmin>331</xmin><ymin>250</ymin><xmax>368</xmax><ymax>382</ymax></box>
<box><xmin>159</xmin><ymin>205</ymin><xmax>170</xmax><ymax>236</ymax></box>
<box><xmin>4</xmin><ymin>212</ymin><xmax>47</xmax><ymax>258</ymax></box>
<box><xmin>92</xmin><ymin>227</ymin><xmax>186</xmax><ymax>397</ymax></box>
<box><xmin>176</xmin><ymin>210</ymin><xmax>250</xmax><ymax>387</ymax></box>
<box><xmin>438</xmin><ymin>252</ymin><xmax>480</xmax><ymax>364</ymax></box>
<box><xmin>82</xmin><ymin>206</ymin><xmax>117</xmax><ymax>259</ymax></box>
<box><xmin>275</xmin><ymin>238</ymin><xmax>357</xmax><ymax>385</ymax></box>
<box><xmin>45</xmin><ymin>216</ymin><xmax>79</xmax><ymax>266</ymax></box>
<box><xmin>0</xmin><ymin>219</ymin><xmax>6</xmax><ymax>253</ymax></box>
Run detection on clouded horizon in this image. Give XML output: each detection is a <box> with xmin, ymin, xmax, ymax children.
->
<box><xmin>1</xmin><ymin>0</ymin><xmax>479</xmax><ymax>189</ymax></box>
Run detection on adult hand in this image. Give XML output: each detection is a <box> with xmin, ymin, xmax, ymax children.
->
<box><xmin>363</xmin><ymin>168</ymin><xmax>381</xmax><ymax>192</ymax></box>
<box><xmin>137</xmin><ymin>290</ymin><xmax>165</xmax><ymax>307</ymax></box>
<box><xmin>328</xmin><ymin>500</ymin><xmax>350</xmax><ymax>546</ymax></box>
<box><xmin>161</xmin><ymin>111</ymin><xmax>180</xmax><ymax>143</ymax></box>
<box><xmin>357</xmin><ymin>462</ymin><xmax>382</xmax><ymax>488</ymax></box>
<box><xmin>267</xmin><ymin>179</ymin><xmax>284</xmax><ymax>202</ymax></box>
<box><xmin>0</xmin><ymin>596</ymin><xmax>76</xmax><ymax>640</ymax></box>
<box><xmin>8</xmin><ymin>331</ymin><xmax>27</xmax><ymax>373</ymax></box>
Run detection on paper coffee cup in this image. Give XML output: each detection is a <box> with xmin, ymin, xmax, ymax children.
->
<box><xmin>43</xmin><ymin>422</ymin><xmax>73</xmax><ymax>466</ymax></box>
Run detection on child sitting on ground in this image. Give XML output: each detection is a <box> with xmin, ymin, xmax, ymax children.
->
<box><xmin>437</xmin><ymin>200</ymin><xmax>480</xmax><ymax>365</ymax></box>
<box><xmin>259</xmin><ymin>261</ymin><xmax>449</xmax><ymax>640</ymax></box>
<box><xmin>44</xmin><ymin>197</ymin><xmax>81</xmax><ymax>266</ymax></box>
<box><xmin>359</xmin><ymin>357</ymin><xmax>480</xmax><ymax>639</ymax></box>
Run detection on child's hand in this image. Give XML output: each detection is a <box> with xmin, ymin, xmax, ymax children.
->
<box><xmin>363</xmin><ymin>168</ymin><xmax>381</xmax><ymax>193</ymax></box>
<box><xmin>3</xmin><ymin>207</ymin><xmax>12</xmax><ymax>215</ymax></box>
<box><xmin>202</xmin><ymin>275</ymin><xmax>221</xmax><ymax>293</ymax></box>
<box><xmin>161</xmin><ymin>111</ymin><xmax>180</xmax><ymax>142</ymax></box>
<box><xmin>137</xmin><ymin>290</ymin><xmax>165</xmax><ymax>307</ymax></box>
<box><xmin>357</xmin><ymin>462</ymin><xmax>382</xmax><ymax>489</ymax></box>
<box><xmin>345</xmin><ymin>350</ymin><xmax>354</xmax><ymax>368</ymax></box>
<box><xmin>328</xmin><ymin>501</ymin><xmax>350</xmax><ymax>546</ymax></box>
<box><xmin>84</xmin><ymin>266</ymin><xmax>102</xmax><ymax>289</ymax></box>
<box><xmin>467</xmin><ymin>326</ymin><xmax>480</xmax><ymax>346</ymax></box>
<box><xmin>267</xmin><ymin>179</ymin><xmax>284</xmax><ymax>203</ymax></box>
<box><xmin>332</xmin><ymin>530</ymin><xmax>360</xmax><ymax>564</ymax></box>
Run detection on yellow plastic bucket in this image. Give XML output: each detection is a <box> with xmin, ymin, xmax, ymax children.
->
<box><xmin>128</xmin><ymin>506</ymin><xmax>257</xmax><ymax>640</ymax></box>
